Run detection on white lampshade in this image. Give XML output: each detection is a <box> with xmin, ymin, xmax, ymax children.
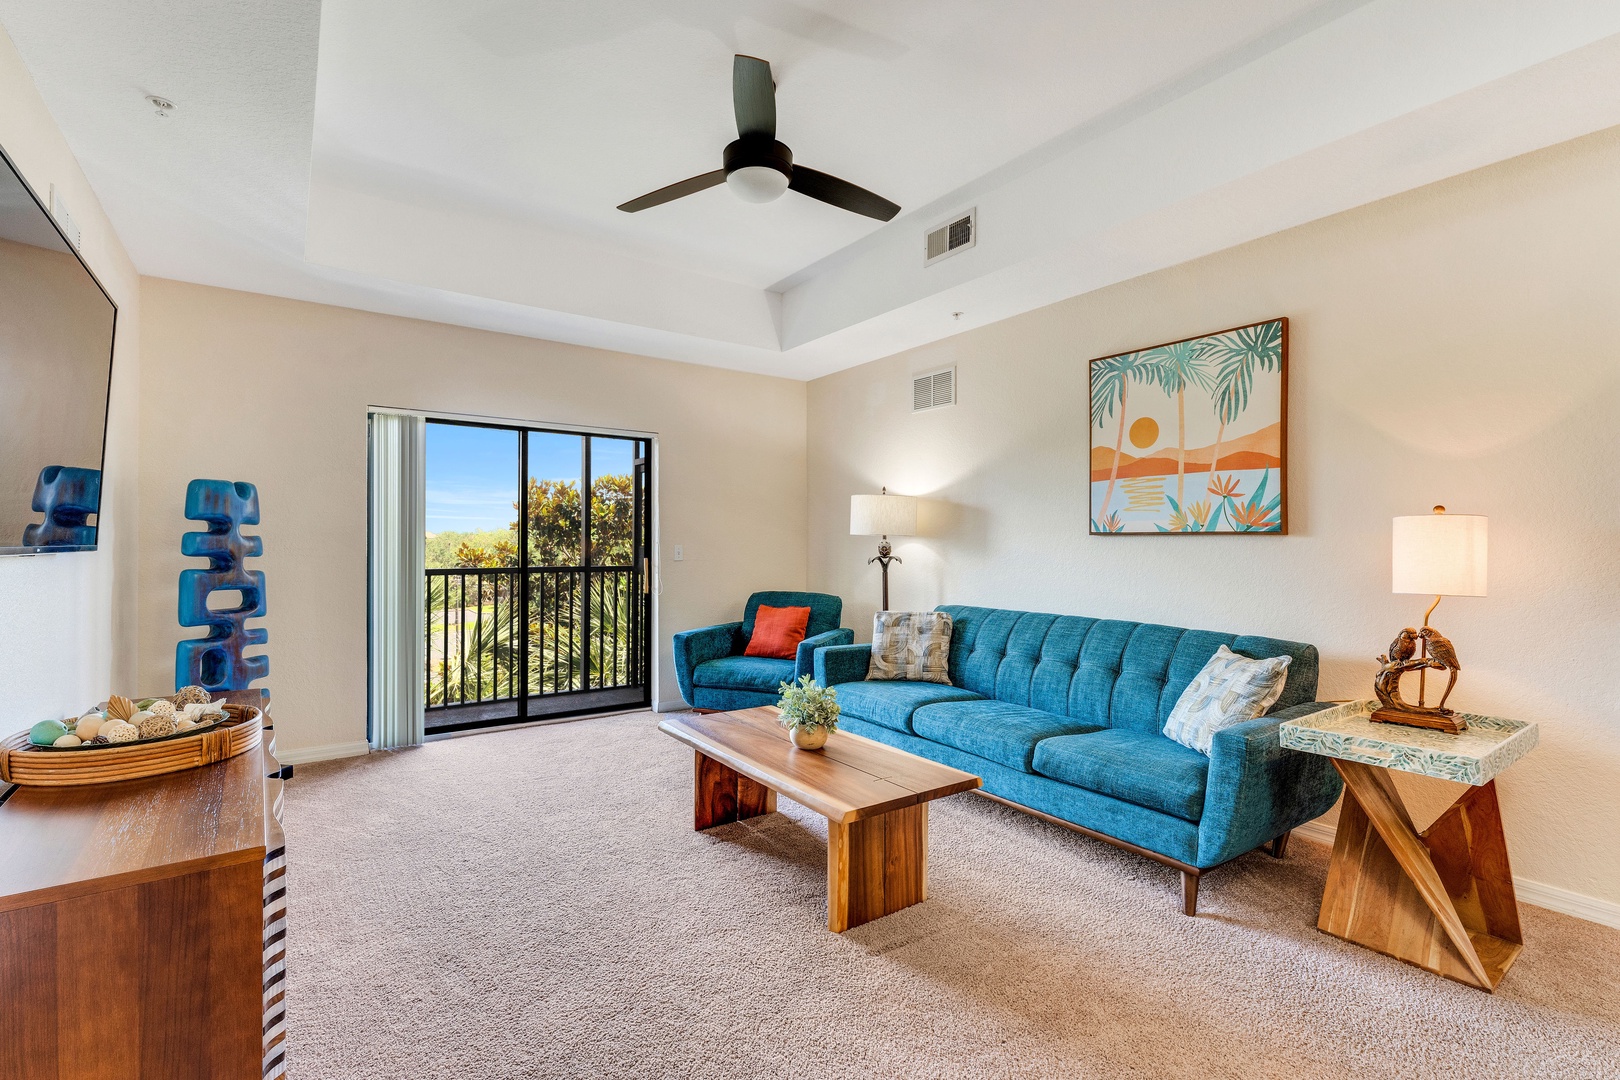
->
<box><xmin>1392</xmin><ymin>509</ymin><xmax>1487</xmax><ymax>597</ymax></box>
<box><xmin>850</xmin><ymin>493</ymin><xmax>917</xmax><ymax>537</ymax></box>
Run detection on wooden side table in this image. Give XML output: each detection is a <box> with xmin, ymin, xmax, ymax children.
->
<box><xmin>1281</xmin><ymin>701</ymin><xmax>1538</xmax><ymax>992</ymax></box>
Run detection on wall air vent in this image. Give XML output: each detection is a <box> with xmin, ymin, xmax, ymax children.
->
<box><xmin>924</xmin><ymin>208</ymin><xmax>975</xmax><ymax>266</ymax></box>
<box><xmin>912</xmin><ymin>367</ymin><xmax>956</xmax><ymax>412</ymax></box>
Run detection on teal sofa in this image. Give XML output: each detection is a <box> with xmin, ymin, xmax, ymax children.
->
<box><xmin>814</xmin><ymin>605</ymin><xmax>1342</xmax><ymax>914</ymax></box>
<box><xmin>673</xmin><ymin>591</ymin><xmax>853</xmax><ymax>711</ymax></box>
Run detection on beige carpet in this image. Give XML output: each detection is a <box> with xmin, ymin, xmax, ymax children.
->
<box><xmin>283</xmin><ymin>711</ymin><xmax>1620</xmax><ymax>1079</ymax></box>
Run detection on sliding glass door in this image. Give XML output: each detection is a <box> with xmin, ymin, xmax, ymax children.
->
<box><xmin>424</xmin><ymin>420</ymin><xmax>651</xmax><ymax>733</ymax></box>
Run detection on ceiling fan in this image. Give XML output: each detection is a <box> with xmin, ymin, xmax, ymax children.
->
<box><xmin>617</xmin><ymin>55</ymin><xmax>901</xmax><ymax>222</ymax></box>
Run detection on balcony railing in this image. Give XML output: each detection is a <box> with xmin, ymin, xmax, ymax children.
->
<box><xmin>425</xmin><ymin>566</ymin><xmax>645</xmax><ymax>714</ymax></box>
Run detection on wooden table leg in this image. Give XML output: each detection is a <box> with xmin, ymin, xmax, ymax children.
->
<box><xmin>1318</xmin><ymin>760</ymin><xmax>1522</xmax><ymax>991</ymax></box>
<box><xmin>826</xmin><ymin>803</ymin><xmax>928</xmax><ymax>932</ymax></box>
<box><xmin>692</xmin><ymin>751</ymin><xmax>776</xmax><ymax>831</ymax></box>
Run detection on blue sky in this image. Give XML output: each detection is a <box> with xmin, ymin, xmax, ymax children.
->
<box><xmin>425</xmin><ymin>423</ymin><xmax>635</xmax><ymax>533</ymax></box>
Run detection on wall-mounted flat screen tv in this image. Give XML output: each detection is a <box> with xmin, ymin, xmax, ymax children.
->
<box><xmin>0</xmin><ymin>144</ymin><xmax>117</xmax><ymax>555</ymax></box>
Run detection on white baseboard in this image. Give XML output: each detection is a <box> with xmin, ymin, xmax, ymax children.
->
<box><xmin>653</xmin><ymin>698</ymin><xmax>688</xmax><ymax>713</ymax></box>
<box><xmin>1507</xmin><ymin>878</ymin><xmax>1620</xmax><ymax>929</ymax></box>
<box><xmin>1294</xmin><ymin>819</ymin><xmax>1338</xmax><ymax>847</ymax></box>
<box><xmin>1290</xmin><ymin>818</ymin><xmax>1620</xmax><ymax>929</ymax></box>
<box><xmin>275</xmin><ymin>740</ymin><xmax>370</xmax><ymax>766</ymax></box>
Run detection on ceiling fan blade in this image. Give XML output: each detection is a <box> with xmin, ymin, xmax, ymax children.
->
<box><xmin>788</xmin><ymin>167</ymin><xmax>900</xmax><ymax>221</ymax></box>
<box><xmin>616</xmin><ymin>170</ymin><xmax>727</xmax><ymax>213</ymax></box>
<box><xmin>733</xmin><ymin>54</ymin><xmax>776</xmax><ymax>139</ymax></box>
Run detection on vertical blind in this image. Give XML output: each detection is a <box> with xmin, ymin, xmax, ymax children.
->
<box><xmin>369</xmin><ymin>411</ymin><xmax>426</xmax><ymax>749</ymax></box>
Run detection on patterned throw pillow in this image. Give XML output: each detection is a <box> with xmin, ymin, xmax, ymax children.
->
<box><xmin>1162</xmin><ymin>645</ymin><xmax>1292</xmax><ymax>755</ymax></box>
<box><xmin>867</xmin><ymin>611</ymin><xmax>953</xmax><ymax>684</ymax></box>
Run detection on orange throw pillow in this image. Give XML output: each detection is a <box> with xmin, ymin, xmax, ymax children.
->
<box><xmin>744</xmin><ymin>605</ymin><xmax>812</xmax><ymax>660</ymax></box>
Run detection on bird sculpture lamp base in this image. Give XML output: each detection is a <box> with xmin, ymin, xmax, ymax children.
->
<box><xmin>1369</xmin><ymin>706</ymin><xmax>1467</xmax><ymax>735</ymax></box>
<box><xmin>1370</xmin><ymin>622</ymin><xmax>1467</xmax><ymax>734</ymax></box>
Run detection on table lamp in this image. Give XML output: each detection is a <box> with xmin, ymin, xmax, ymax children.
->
<box><xmin>1371</xmin><ymin>505</ymin><xmax>1486</xmax><ymax>734</ymax></box>
<box><xmin>850</xmin><ymin>488</ymin><xmax>917</xmax><ymax>611</ymax></box>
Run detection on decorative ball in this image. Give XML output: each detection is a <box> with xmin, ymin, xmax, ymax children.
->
<box><xmin>102</xmin><ymin>720</ymin><xmax>139</xmax><ymax>744</ymax></box>
<box><xmin>172</xmin><ymin>685</ymin><xmax>211</xmax><ymax>707</ymax></box>
<box><xmin>29</xmin><ymin>720</ymin><xmax>70</xmax><ymax>747</ymax></box>
<box><xmin>138</xmin><ymin>714</ymin><xmax>177</xmax><ymax>740</ymax></box>
<box><xmin>75</xmin><ymin>713</ymin><xmax>104</xmax><ymax>740</ymax></box>
<box><xmin>53</xmin><ymin>734</ymin><xmax>83</xmax><ymax>747</ymax></box>
<box><xmin>146</xmin><ymin>700</ymin><xmax>177</xmax><ymax>721</ymax></box>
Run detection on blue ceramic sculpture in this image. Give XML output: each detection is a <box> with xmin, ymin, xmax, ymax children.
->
<box><xmin>22</xmin><ymin>465</ymin><xmax>101</xmax><ymax>548</ymax></box>
<box><xmin>175</xmin><ymin>479</ymin><xmax>269</xmax><ymax>698</ymax></box>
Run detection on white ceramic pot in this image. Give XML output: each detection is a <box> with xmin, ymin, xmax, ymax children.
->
<box><xmin>790</xmin><ymin>725</ymin><xmax>830</xmax><ymax>750</ymax></box>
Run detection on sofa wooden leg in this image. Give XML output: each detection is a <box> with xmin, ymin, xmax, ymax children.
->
<box><xmin>1270</xmin><ymin>831</ymin><xmax>1291</xmax><ymax>859</ymax></box>
<box><xmin>1182</xmin><ymin>870</ymin><xmax>1199</xmax><ymax>916</ymax></box>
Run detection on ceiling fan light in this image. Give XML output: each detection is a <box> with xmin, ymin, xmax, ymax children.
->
<box><xmin>726</xmin><ymin>165</ymin><xmax>789</xmax><ymax>203</ymax></box>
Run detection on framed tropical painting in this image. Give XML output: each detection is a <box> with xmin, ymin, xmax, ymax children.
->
<box><xmin>1088</xmin><ymin>318</ymin><xmax>1287</xmax><ymax>534</ymax></box>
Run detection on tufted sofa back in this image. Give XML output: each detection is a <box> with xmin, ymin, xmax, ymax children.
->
<box><xmin>937</xmin><ymin>606</ymin><xmax>1319</xmax><ymax>734</ymax></box>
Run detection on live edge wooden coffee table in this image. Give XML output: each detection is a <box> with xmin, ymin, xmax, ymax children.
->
<box><xmin>658</xmin><ymin>707</ymin><xmax>981</xmax><ymax>932</ymax></box>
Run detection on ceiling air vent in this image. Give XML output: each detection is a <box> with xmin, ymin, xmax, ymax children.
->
<box><xmin>912</xmin><ymin>367</ymin><xmax>956</xmax><ymax>412</ymax></box>
<box><xmin>924</xmin><ymin>208</ymin><xmax>975</xmax><ymax>266</ymax></box>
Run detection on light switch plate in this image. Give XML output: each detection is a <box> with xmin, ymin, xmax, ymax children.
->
<box><xmin>673</xmin><ymin>545</ymin><xmax>683</xmax><ymax>561</ymax></box>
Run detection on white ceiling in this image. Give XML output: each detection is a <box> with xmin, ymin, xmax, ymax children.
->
<box><xmin>4</xmin><ymin>1</ymin><xmax>1620</xmax><ymax>379</ymax></box>
<box><xmin>313</xmin><ymin>0</ymin><xmax>1324</xmax><ymax>287</ymax></box>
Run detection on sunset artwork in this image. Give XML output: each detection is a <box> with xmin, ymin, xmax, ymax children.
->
<box><xmin>1088</xmin><ymin>318</ymin><xmax>1286</xmax><ymax>534</ymax></box>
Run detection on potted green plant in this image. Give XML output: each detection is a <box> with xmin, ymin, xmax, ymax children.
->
<box><xmin>776</xmin><ymin>674</ymin><xmax>840</xmax><ymax>750</ymax></box>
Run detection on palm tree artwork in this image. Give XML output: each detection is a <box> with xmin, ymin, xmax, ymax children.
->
<box><xmin>1087</xmin><ymin>319</ymin><xmax>1286</xmax><ymax>534</ymax></box>
<box><xmin>1200</xmin><ymin>319</ymin><xmax>1284</xmax><ymax>489</ymax></box>
<box><xmin>1089</xmin><ymin>351</ymin><xmax>1143</xmax><ymax>531</ymax></box>
<box><xmin>1141</xmin><ymin>340</ymin><xmax>1214</xmax><ymax>508</ymax></box>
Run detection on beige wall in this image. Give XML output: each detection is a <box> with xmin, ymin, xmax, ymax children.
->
<box><xmin>0</xmin><ymin>23</ymin><xmax>140</xmax><ymax>733</ymax></box>
<box><xmin>808</xmin><ymin>128</ymin><xmax>1620</xmax><ymax>912</ymax></box>
<box><xmin>137</xmin><ymin>279</ymin><xmax>807</xmax><ymax>758</ymax></box>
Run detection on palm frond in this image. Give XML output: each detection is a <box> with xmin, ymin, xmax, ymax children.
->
<box><xmin>1142</xmin><ymin>340</ymin><xmax>1214</xmax><ymax>394</ymax></box>
<box><xmin>1199</xmin><ymin>321</ymin><xmax>1283</xmax><ymax>424</ymax></box>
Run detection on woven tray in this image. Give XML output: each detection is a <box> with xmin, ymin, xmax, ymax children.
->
<box><xmin>0</xmin><ymin>704</ymin><xmax>262</xmax><ymax>787</ymax></box>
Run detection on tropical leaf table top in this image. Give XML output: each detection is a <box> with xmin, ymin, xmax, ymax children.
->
<box><xmin>1279</xmin><ymin>701</ymin><xmax>1538</xmax><ymax>786</ymax></box>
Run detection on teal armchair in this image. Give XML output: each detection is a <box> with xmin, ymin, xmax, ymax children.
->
<box><xmin>672</xmin><ymin>591</ymin><xmax>851</xmax><ymax>710</ymax></box>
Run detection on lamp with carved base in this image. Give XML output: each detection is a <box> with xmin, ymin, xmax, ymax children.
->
<box><xmin>1372</xmin><ymin>505</ymin><xmax>1486</xmax><ymax>734</ymax></box>
<box><xmin>850</xmin><ymin>488</ymin><xmax>917</xmax><ymax>612</ymax></box>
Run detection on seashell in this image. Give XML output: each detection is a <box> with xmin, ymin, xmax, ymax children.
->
<box><xmin>172</xmin><ymin>685</ymin><xmax>211</xmax><ymax>707</ymax></box>
<box><xmin>175</xmin><ymin>718</ymin><xmax>197</xmax><ymax>731</ymax></box>
<box><xmin>75</xmin><ymin>713</ymin><xmax>104</xmax><ymax>740</ymax></box>
<box><xmin>106</xmin><ymin>695</ymin><xmax>137</xmax><ymax>721</ymax></box>
<box><xmin>29</xmin><ymin>720</ymin><xmax>70</xmax><ymax>746</ymax></box>
<box><xmin>138</xmin><ymin>714</ymin><xmax>177</xmax><ymax>740</ymax></box>
<box><xmin>102</xmin><ymin>720</ymin><xmax>139</xmax><ymax>744</ymax></box>
<box><xmin>53</xmin><ymin>733</ymin><xmax>83</xmax><ymax>747</ymax></box>
<box><xmin>90</xmin><ymin>735</ymin><xmax>110</xmax><ymax>745</ymax></box>
<box><xmin>147</xmin><ymin>699</ymin><xmax>176</xmax><ymax>721</ymax></box>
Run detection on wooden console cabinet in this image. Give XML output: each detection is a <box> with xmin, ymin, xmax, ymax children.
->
<box><xmin>0</xmin><ymin>696</ymin><xmax>288</xmax><ymax>1078</ymax></box>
